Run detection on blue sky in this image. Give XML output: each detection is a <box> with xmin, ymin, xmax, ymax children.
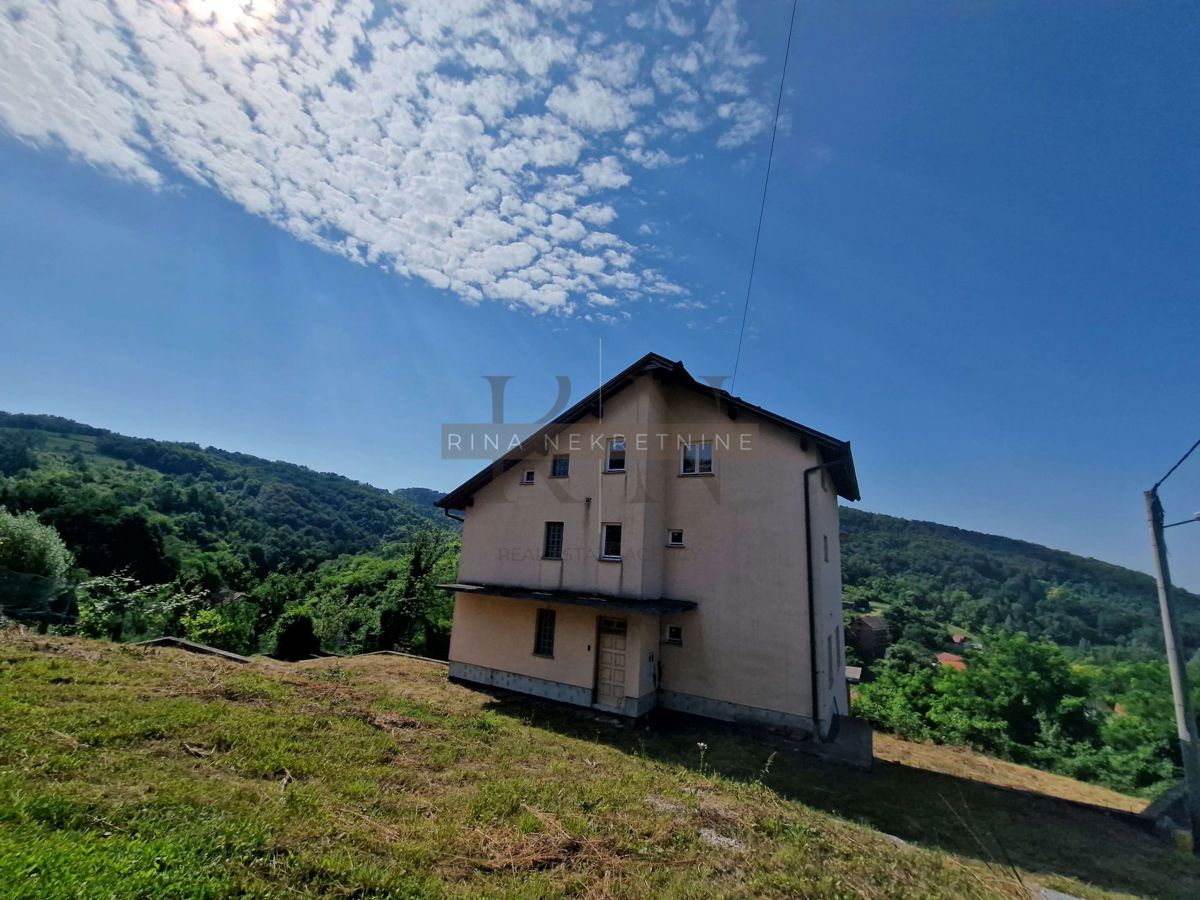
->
<box><xmin>1</xmin><ymin>1</ymin><xmax>1198</xmax><ymax>588</ymax></box>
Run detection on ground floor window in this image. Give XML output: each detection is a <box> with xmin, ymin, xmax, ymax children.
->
<box><xmin>534</xmin><ymin>608</ymin><xmax>556</xmax><ymax>657</ymax></box>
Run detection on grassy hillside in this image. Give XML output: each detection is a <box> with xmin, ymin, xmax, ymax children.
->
<box><xmin>4</xmin><ymin>631</ymin><xmax>1197</xmax><ymax>899</ymax></box>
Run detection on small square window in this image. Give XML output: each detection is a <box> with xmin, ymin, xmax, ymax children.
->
<box><xmin>543</xmin><ymin>522</ymin><xmax>564</xmax><ymax>559</ymax></box>
<box><xmin>601</xmin><ymin>523</ymin><xmax>622</xmax><ymax>559</ymax></box>
<box><xmin>606</xmin><ymin>437</ymin><xmax>626</xmax><ymax>472</ymax></box>
<box><xmin>665</xmin><ymin>625</ymin><xmax>683</xmax><ymax>645</ymax></box>
<box><xmin>680</xmin><ymin>440</ymin><xmax>713</xmax><ymax>475</ymax></box>
<box><xmin>551</xmin><ymin>454</ymin><xmax>570</xmax><ymax>477</ymax></box>
<box><xmin>534</xmin><ymin>608</ymin><xmax>556</xmax><ymax>657</ymax></box>
<box><xmin>667</xmin><ymin>529</ymin><xmax>684</xmax><ymax>547</ymax></box>
<box><xmin>521</xmin><ymin>469</ymin><xmax>535</xmax><ymax>485</ymax></box>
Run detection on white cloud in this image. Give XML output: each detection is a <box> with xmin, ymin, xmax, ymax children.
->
<box><xmin>546</xmin><ymin>77</ymin><xmax>637</xmax><ymax>132</ymax></box>
<box><xmin>0</xmin><ymin>0</ymin><xmax>771</xmax><ymax>315</ymax></box>
<box><xmin>580</xmin><ymin>156</ymin><xmax>632</xmax><ymax>191</ymax></box>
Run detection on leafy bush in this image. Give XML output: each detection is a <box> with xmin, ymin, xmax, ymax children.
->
<box><xmin>0</xmin><ymin>507</ymin><xmax>73</xmax><ymax>619</ymax></box>
<box><xmin>181</xmin><ymin>607</ymin><xmax>253</xmax><ymax>654</ymax></box>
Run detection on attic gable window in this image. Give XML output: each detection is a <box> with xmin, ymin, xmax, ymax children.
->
<box><xmin>550</xmin><ymin>454</ymin><xmax>570</xmax><ymax>477</ymax></box>
<box><xmin>606</xmin><ymin>437</ymin><xmax>626</xmax><ymax>472</ymax></box>
<box><xmin>680</xmin><ymin>440</ymin><xmax>713</xmax><ymax>475</ymax></box>
<box><xmin>521</xmin><ymin>469</ymin><xmax>535</xmax><ymax>485</ymax></box>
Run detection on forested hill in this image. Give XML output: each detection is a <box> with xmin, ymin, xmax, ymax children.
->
<box><xmin>840</xmin><ymin>506</ymin><xmax>1199</xmax><ymax>658</ymax></box>
<box><xmin>0</xmin><ymin>411</ymin><xmax>455</xmax><ymax>584</ymax></box>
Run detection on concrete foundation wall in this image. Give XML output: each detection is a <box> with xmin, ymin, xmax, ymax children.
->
<box><xmin>448</xmin><ymin>661</ymin><xmax>593</xmax><ymax>707</ymax></box>
<box><xmin>449</xmin><ymin>660</ymin><xmax>657</xmax><ymax>718</ymax></box>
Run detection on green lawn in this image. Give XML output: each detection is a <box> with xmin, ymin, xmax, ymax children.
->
<box><xmin>1</xmin><ymin>631</ymin><xmax>1194</xmax><ymax>898</ymax></box>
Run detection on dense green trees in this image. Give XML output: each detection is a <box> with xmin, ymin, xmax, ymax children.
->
<box><xmin>0</xmin><ymin>416</ymin><xmax>460</xmax><ymax>657</ymax></box>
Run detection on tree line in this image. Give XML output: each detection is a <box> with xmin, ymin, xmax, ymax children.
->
<box><xmin>0</xmin><ymin>417</ymin><xmax>460</xmax><ymax>659</ymax></box>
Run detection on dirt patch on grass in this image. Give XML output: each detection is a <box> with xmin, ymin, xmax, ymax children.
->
<box><xmin>365</xmin><ymin>711</ymin><xmax>425</xmax><ymax>733</ymax></box>
<box><xmin>448</xmin><ymin>804</ymin><xmax>624</xmax><ymax>876</ymax></box>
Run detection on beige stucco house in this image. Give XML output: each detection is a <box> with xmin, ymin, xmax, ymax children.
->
<box><xmin>436</xmin><ymin>352</ymin><xmax>870</xmax><ymax>763</ymax></box>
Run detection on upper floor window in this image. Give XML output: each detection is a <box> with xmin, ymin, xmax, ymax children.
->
<box><xmin>521</xmin><ymin>469</ymin><xmax>535</xmax><ymax>485</ymax></box>
<box><xmin>606</xmin><ymin>437</ymin><xmax>626</xmax><ymax>472</ymax></box>
<box><xmin>533</xmin><ymin>608</ymin><xmax>556</xmax><ymax>657</ymax></box>
<box><xmin>667</xmin><ymin>529</ymin><xmax>684</xmax><ymax>547</ymax></box>
<box><xmin>680</xmin><ymin>440</ymin><xmax>713</xmax><ymax>475</ymax></box>
<box><xmin>543</xmin><ymin>521</ymin><xmax>564</xmax><ymax>559</ymax></box>
<box><xmin>601</xmin><ymin>523</ymin><xmax>622</xmax><ymax>560</ymax></box>
<box><xmin>550</xmin><ymin>454</ymin><xmax>570</xmax><ymax>477</ymax></box>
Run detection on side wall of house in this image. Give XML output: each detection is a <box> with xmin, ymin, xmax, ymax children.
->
<box><xmin>653</xmin><ymin>387</ymin><xmax>842</xmax><ymax>733</ymax></box>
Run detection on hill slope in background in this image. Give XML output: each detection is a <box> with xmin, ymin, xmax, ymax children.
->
<box><xmin>3</xmin><ymin>632</ymin><xmax>1196</xmax><ymax>899</ymax></box>
<box><xmin>0</xmin><ymin>411</ymin><xmax>455</xmax><ymax>583</ymax></box>
<box><xmin>840</xmin><ymin>506</ymin><xmax>1198</xmax><ymax>658</ymax></box>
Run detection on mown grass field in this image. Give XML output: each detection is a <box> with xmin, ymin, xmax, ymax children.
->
<box><xmin>1</xmin><ymin>631</ymin><xmax>1196</xmax><ymax>899</ymax></box>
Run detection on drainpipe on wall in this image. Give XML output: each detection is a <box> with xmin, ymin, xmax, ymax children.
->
<box><xmin>804</xmin><ymin>460</ymin><xmax>842</xmax><ymax>743</ymax></box>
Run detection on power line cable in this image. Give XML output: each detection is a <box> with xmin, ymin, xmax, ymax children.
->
<box><xmin>731</xmin><ymin>0</ymin><xmax>800</xmax><ymax>393</ymax></box>
<box><xmin>1154</xmin><ymin>438</ymin><xmax>1200</xmax><ymax>492</ymax></box>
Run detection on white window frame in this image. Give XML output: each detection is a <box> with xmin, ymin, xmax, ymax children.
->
<box><xmin>666</xmin><ymin>529</ymin><xmax>684</xmax><ymax>547</ymax></box>
<box><xmin>605</xmin><ymin>437</ymin><xmax>626</xmax><ymax>473</ymax></box>
<box><xmin>601</xmin><ymin>522</ymin><xmax>622</xmax><ymax>560</ymax></box>
<box><xmin>521</xmin><ymin>469</ymin><xmax>535</xmax><ymax>485</ymax></box>
<box><xmin>680</xmin><ymin>440</ymin><xmax>713</xmax><ymax>475</ymax></box>
<box><xmin>664</xmin><ymin>624</ymin><xmax>683</xmax><ymax>645</ymax></box>
<box><xmin>533</xmin><ymin>608</ymin><xmax>556</xmax><ymax>657</ymax></box>
<box><xmin>543</xmin><ymin>521</ymin><xmax>564</xmax><ymax>560</ymax></box>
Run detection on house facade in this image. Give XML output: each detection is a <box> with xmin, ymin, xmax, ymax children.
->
<box><xmin>436</xmin><ymin>353</ymin><xmax>870</xmax><ymax>763</ymax></box>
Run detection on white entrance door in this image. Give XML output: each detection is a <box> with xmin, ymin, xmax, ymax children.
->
<box><xmin>595</xmin><ymin>618</ymin><xmax>628</xmax><ymax>709</ymax></box>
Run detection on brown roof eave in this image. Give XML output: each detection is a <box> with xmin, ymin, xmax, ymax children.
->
<box><xmin>434</xmin><ymin>351</ymin><xmax>860</xmax><ymax>509</ymax></box>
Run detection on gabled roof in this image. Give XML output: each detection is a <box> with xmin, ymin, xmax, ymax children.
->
<box><xmin>436</xmin><ymin>351</ymin><xmax>860</xmax><ymax>510</ymax></box>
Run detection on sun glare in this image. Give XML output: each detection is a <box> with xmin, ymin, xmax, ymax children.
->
<box><xmin>185</xmin><ymin>0</ymin><xmax>278</xmax><ymax>32</ymax></box>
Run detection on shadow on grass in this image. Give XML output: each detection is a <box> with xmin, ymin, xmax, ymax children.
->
<box><xmin>474</xmin><ymin>688</ymin><xmax>1200</xmax><ymax>900</ymax></box>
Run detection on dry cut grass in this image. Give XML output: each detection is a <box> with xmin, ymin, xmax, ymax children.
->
<box><xmin>0</xmin><ymin>631</ymin><xmax>1194</xmax><ymax>899</ymax></box>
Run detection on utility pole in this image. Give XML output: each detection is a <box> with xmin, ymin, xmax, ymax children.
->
<box><xmin>1145</xmin><ymin>488</ymin><xmax>1200</xmax><ymax>855</ymax></box>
